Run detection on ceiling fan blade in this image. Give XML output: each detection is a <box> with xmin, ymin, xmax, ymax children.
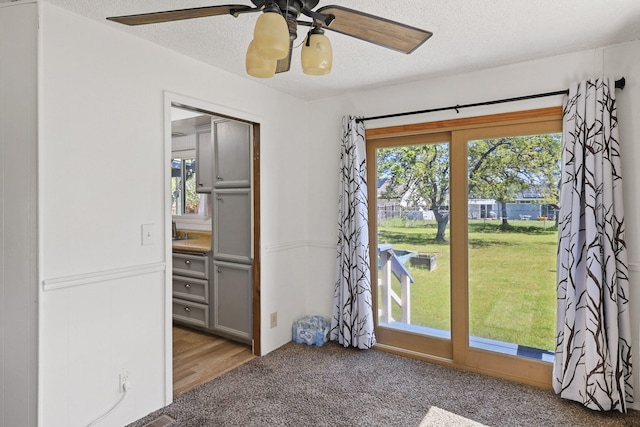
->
<box><xmin>316</xmin><ymin>6</ymin><xmax>433</xmax><ymax>54</ymax></box>
<box><xmin>106</xmin><ymin>5</ymin><xmax>255</xmax><ymax>26</ymax></box>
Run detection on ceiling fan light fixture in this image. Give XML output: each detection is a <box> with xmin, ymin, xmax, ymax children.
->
<box><xmin>106</xmin><ymin>3</ymin><xmax>433</xmax><ymax>78</ymax></box>
<box><xmin>301</xmin><ymin>28</ymin><xmax>332</xmax><ymax>76</ymax></box>
<box><xmin>253</xmin><ymin>10</ymin><xmax>290</xmax><ymax>61</ymax></box>
<box><xmin>246</xmin><ymin>40</ymin><xmax>277</xmax><ymax>78</ymax></box>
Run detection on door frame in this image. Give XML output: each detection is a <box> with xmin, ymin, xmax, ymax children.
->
<box><xmin>367</xmin><ymin>131</ymin><xmax>454</xmax><ymax>361</ymax></box>
<box><xmin>163</xmin><ymin>92</ymin><xmax>262</xmax><ymax>404</ymax></box>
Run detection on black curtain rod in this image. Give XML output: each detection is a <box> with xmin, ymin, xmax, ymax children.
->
<box><xmin>357</xmin><ymin>77</ymin><xmax>626</xmax><ymax>123</ymax></box>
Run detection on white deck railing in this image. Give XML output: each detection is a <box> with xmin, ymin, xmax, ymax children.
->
<box><xmin>378</xmin><ymin>245</ymin><xmax>413</xmax><ymax>324</ymax></box>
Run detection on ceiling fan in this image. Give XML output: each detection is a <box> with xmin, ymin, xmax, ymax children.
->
<box><xmin>107</xmin><ymin>1</ymin><xmax>433</xmax><ymax>78</ymax></box>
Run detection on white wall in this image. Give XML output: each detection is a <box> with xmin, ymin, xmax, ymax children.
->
<box><xmin>305</xmin><ymin>42</ymin><xmax>640</xmax><ymax>408</ymax></box>
<box><xmin>0</xmin><ymin>2</ymin><xmax>38</xmax><ymax>427</ymax></box>
<box><xmin>38</xmin><ymin>3</ymin><xmax>309</xmax><ymax>426</ymax></box>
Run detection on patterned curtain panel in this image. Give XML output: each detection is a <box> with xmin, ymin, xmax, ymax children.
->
<box><xmin>554</xmin><ymin>78</ymin><xmax>633</xmax><ymax>412</ymax></box>
<box><xmin>330</xmin><ymin>116</ymin><xmax>376</xmax><ymax>349</ymax></box>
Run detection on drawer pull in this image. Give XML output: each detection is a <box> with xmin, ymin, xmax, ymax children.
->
<box><xmin>184</xmin><ymin>283</ymin><xmax>191</xmax><ymax>289</ymax></box>
<box><xmin>185</xmin><ymin>260</ymin><xmax>191</xmax><ymax>265</ymax></box>
<box><xmin>184</xmin><ymin>306</ymin><xmax>191</xmax><ymax>312</ymax></box>
<box><xmin>217</xmin><ymin>176</ymin><xmax>223</xmax><ymax>181</ymax></box>
<box><xmin>217</xmin><ymin>268</ymin><xmax>222</xmax><ymax>273</ymax></box>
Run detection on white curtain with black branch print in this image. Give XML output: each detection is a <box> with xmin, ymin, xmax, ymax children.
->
<box><xmin>330</xmin><ymin>116</ymin><xmax>376</xmax><ymax>349</ymax></box>
<box><xmin>554</xmin><ymin>78</ymin><xmax>632</xmax><ymax>412</ymax></box>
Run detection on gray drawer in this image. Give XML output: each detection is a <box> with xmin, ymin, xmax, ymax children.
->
<box><xmin>173</xmin><ymin>299</ymin><xmax>209</xmax><ymax>328</ymax></box>
<box><xmin>172</xmin><ymin>275</ymin><xmax>208</xmax><ymax>304</ymax></box>
<box><xmin>173</xmin><ymin>253</ymin><xmax>209</xmax><ymax>279</ymax></box>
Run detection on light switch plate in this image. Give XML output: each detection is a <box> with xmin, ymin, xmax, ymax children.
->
<box><xmin>141</xmin><ymin>223</ymin><xmax>155</xmax><ymax>245</ymax></box>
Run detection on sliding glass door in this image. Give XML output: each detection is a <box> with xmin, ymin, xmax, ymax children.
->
<box><xmin>369</xmin><ymin>132</ymin><xmax>453</xmax><ymax>359</ymax></box>
<box><xmin>368</xmin><ymin>108</ymin><xmax>562</xmax><ymax>387</ymax></box>
<box><xmin>466</xmin><ymin>131</ymin><xmax>561</xmax><ymax>363</ymax></box>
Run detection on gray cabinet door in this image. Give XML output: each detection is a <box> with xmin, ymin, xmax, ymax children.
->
<box><xmin>213</xmin><ymin>120</ymin><xmax>251</xmax><ymax>188</ymax></box>
<box><xmin>213</xmin><ymin>188</ymin><xmax>252</xmax><ymax>264</ymax></box>
<box><xmin>196</xmin><ymin>129</ymin><xmax>213</xmax><ymax>193</ymax></box>
<box><xmin>212</xmin><ymin>260</ymin><xmax>252</xmax><ymax>340</ymax></box>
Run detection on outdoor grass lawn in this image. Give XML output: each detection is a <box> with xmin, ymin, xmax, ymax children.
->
<box><xmin>378</xmin><ymin>218</ymin><xmax>557</xmax><ymax>351</ymax></box>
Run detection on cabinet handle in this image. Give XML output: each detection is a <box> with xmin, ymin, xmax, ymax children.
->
<box><xmin>185</xmin><ymin>260</ymin><xmax>191</xmax><ymax>265</ymax></box>
<box><xmin>184</xmin><ymin>307</ymin><xmax>191</xmax><ymax>312</ymax></box>
<box><xmin>198</xmin><ymin>183</ymin><xmax>203</xmax><ymax>186</ymax></box>
<box><xmin>217</xmin><ymin>176</ymin><xmax>223</xmax><ymax>181</ymax></box>
<box><xmin>217</xmin><ymin>268</ymin><xmax>222</xmax><ymax>273</ymax></box>
<box><xmin>184</xmin><ymin>283</ymin><xmax>191</xmax><ymax>289</ymax></box>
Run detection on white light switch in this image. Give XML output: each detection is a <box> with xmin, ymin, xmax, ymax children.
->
<box><xmin>141</xmin><ymin>223</ymin><xmax>155</xmax><ymax>245</ymax></box>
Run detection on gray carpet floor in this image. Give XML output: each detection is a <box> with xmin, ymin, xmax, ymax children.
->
<box><xmin>128</xmin><ymin>341</ymin><xmax>640</xmax><ymax>426</ymax></box>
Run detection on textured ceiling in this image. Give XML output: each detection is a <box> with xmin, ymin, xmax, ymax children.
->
<box><xmin>41</xmin><ymin>0</ymin><xmax>640</xmax><ymax>100</ymax></box>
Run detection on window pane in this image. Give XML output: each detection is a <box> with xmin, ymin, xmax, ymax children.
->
<box><xmin>376</xmin><ymin>142</ymin><xmax>451</xmax><ymax>337</ymax></box>
<box><xmin>183</xmin><ymin>159</ymin><xmax>199</xmax><ymax>213</ymax></box>
<box><xmin>467</xmin><ymin>133</ymin><xmax>561</xmax><ymax>361</ymax></box>
<box><xmin>171</xmin><ymin>158</ymin><xmax>184</xmax><ymax>215</ymax></box>
<box><xmin>172</xmin><ymin>158</ymin><xmax>205</xmax><ymax>215</ymax></box>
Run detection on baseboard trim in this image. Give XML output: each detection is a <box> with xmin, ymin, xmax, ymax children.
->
<box><xmin>42</xmin><ymin>262</ymin><xmax>166</xmax><ymax>291</ymax></box>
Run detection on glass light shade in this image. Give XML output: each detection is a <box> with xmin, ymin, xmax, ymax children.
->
<box><xmin>253</xmin><ymin>12</ymin><xmax>290</xmax><ymax>61</ymax></box>
<box><xmin>301</xmin><ymin>33</ymin><xmax>333</xmax><ymax>76</ymax></box>
<box><xmin>246</xmin><ymin>40</ymin><xmax>276</xmax><ymax>78</ymax></box>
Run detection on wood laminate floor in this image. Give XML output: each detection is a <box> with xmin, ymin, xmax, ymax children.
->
<box><xmin>173</xmin><ymin>325</ymin><xmax>255</xmax><ymax>397</ymax></box>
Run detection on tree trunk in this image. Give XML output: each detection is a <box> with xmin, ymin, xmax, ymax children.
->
<box><xmin>500</xmin><ymin>201</ymin><xmax>509</xmax><ymax>227</ymax></box>
<box><xmin>432</xmin><ymin>208</ymin><xmax>449</xmax><ymax>241</ymax></box>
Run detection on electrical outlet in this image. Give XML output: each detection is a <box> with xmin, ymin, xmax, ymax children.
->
<box><xmin>270</xmin><ymin>312</ymin><xmax>277</xmax><ymax>328</ymax></box>
<box><xmin>119</xmin><ymin>370</ymin><xmax>130</xmax><ymax>393</ymax></box>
